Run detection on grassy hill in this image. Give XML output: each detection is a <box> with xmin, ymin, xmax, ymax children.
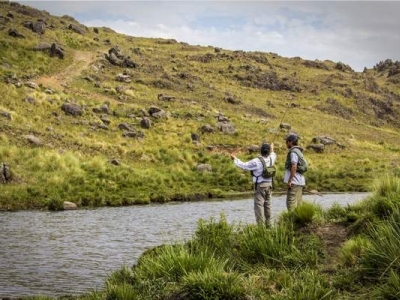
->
<box><xmin>1</xmin><ymin>1</ymin><xmax>400</xmax><ymax>210</ymax></box>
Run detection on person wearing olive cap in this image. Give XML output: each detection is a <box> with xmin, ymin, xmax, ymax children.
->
<box><xmin>284</xmin><ymin>134</ymin><xmax>306</xmax><ymax>210</ymax></box>
<box><xmin>231</xmin><ymin>142</ymin><xmax>277</xmax><ymax>226</ymax></box>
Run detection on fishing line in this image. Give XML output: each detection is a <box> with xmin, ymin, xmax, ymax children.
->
<box><xmin>270</xmin><ymin>96</ymin><xmax>295</xmax><ymax>144</ymax></box>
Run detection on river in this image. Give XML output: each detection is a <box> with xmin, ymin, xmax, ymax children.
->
<box><xmin>0</xmin><ymin>192</ymin><xmax>370</xmax><ymax>298</ymax></box>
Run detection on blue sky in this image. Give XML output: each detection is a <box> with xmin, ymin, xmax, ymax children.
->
<box><xmin>20</xmin><ymin>1</ymin><xmax>400</xmax><ymax>72</ymax></box>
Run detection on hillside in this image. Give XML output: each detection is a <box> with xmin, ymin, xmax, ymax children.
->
<box><xmin>1</xmin><ymin>1</ymin><xmax>400</xmax><ymax>210</ymax></box>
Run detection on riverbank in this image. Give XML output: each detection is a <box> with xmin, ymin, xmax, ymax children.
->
<box><xmin>69</xmin><ymin>176</ymin><xmax>399</xmax><ymax>300</ymax></box>
<box><xmin>1</xmin><ymin>192</ymin><xmax>371</xmax><ymax>298</ymax></box>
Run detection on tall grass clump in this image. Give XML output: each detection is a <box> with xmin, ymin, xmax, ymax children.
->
<box><xmin>191</xmin><ymin>214</ymin><xmax>235</xmax><ymax>258</ymax></box>
<box><xmin>359</xmin><ymin>209</ymin><xmax>400</xmax><ymax>282</ymax></box>
<box><xmin>133</xmin><ymin>243</ymin><xmax>228</xmax><ymax>284</ymax></box>
<box><xmin>276</xmin><ymin>269</ymin><xmax>336</xmax><ymax>300</ymax></box>
<box><xmin>355</xmin><ymin>175</ymin><xmax>400</xmax><ymax>221</ymax></box>
<box><xmin>104</xmin><ymin>283</ymin><xmax>137</xmax><ymax>300</ymax></box>
<box><xmin>372</xmin><ymin>174</ymin><xmax>400</xmax><ymax>198</ymax></box>
<box><xmin>338</xmin><ymin>235</ymin><xmax>370</xmax><ymax>268</ymax></box>
<box><xmin>236</xmin><ymin>224</ymin><xmax>321</xmax><ymax>269</ymax></box>
<box><xmin>177</xmin><ymin>269</ymin><xmax>246</xmax><ymax>300</ymax></box>
<box><xmin>279</xmin><ymin>202</ymin><xmax>324</xmax><ymax>229</ymax></box>
<box><xmin>374</xmin><ymin>270</ymin><xmax>400</xmax><ymax>300</ymax></box>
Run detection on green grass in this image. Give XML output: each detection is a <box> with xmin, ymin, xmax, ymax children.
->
<box><xmin>1</xmin><ymin>0</ymin><xmax>400</xmax><ymax>212</ymax></box>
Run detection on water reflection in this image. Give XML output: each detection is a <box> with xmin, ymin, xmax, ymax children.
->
<box><xmin>0</xmin><ymin>193</ymin><xmax>370</xmax><ymax>297</ymax></box>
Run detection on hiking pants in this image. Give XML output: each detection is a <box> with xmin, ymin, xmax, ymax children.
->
<box><xmin>286</xmin><ymin>184</ymin><xmax>304</xmax><ymax>211</ymax></box>
<box><xmin>254</xmin><ymin>182</ymin><xmax>272</xmax><ymax>227</ymax></box>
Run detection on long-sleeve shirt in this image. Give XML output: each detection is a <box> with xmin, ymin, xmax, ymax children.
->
<box><xmin>233</xmin><ymin>152</ymin><xmax>277</xmax><ymax>183</ymax></box>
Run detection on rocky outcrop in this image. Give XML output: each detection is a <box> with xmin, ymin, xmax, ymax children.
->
<box><xmin>61</xmin><ymin>103</ymin><xmax>83</xmax><ymax>116</ymax></box>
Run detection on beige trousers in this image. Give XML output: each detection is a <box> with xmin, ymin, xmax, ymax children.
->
<box><xmin>286</xmin><ymin>184</ymin><xmax>304</xmax><ymax>211</ymax></box>
<box><xmin>254</xmin><ymin>182</ymin><xmax>272</xmax><ymax>227</ymax></box>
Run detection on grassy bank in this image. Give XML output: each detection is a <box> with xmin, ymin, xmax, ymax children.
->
<box><xmin>24</xmin><ymin>175</ymin><xmax>400</xmax><ymax>299</ymax></box>
<box><xmin>0</xmin><ymin>138</ymin><xmax>383</xmax><ymax>211</ymax></box>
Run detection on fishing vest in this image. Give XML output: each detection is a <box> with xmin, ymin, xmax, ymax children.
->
<box><xmin>285</xmin><ymin>147</ymin><xmax>308</xmax><ymax>174</ymax></box>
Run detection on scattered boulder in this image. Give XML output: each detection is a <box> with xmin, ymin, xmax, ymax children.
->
<box><xmin>247</xmin><ymin>144</ymin><xmax>260</xmax><ymax>153</ymax></box>
<box><xmin>140</xmin><ymin>117</ymin><xmax>151</xmax><ymax>129</ymax></box>
<box><xmin>100</xmin><ymin>117</ymin><xmax>110</xmax><ymax>125</ymax></box>
<box><xmin>158</xmin><ymin>93</ymin><xmax>175</xmax><ymax>101</ymax></box>
<box><xmin>0</xmin><ymin>163</ymin><xmax>11</xmax><ymax>183</ymax></box>
<box><xmin>61</xmin><ymin>103</ymin><xmax>83</xmax><ymax>116</ymax></box>
<box><xmin>25</xmin><ymin>82</ymin><xmax>38</xmax><ymax>89</ymax></box>
<box><xmin>115</xmin><ymin>73</ymin><xmax>131</xmax><ymax>83</ymax></box>
<box><xmin>110</xmin><ymin>159</ymin><xmax>120</xmax><ymax>166</ymax></box>
<box><xmin>280</xmin><ymin>123</ymin><xmax>291</xmax><ymax>131</ymax></box>
<box><xmin>25</xmin><ymin>96</ymin><xmax>36</xmax><ymax>104</ymax></box>
<box><xmin>105</xmin><ymin>46</ymin><xmax>137</xmax><ymax>68</ymax></box>
<box><xmin>216</xmin><ymin>113</ymin><xmax>229</xmax><ymax>122</ymax></box>
<box><xmin>121</xmin><ymin>57</ymin><xmax>137</xmax><ymax>68</ymax></box>
<box><xmin>118</xmin><ymin>123</ymin><xmax>132</xmax><ymax>131</ymax></box>
<box><xmin>32</xmin><ymin>21</ymin><xmax>46</xmax><ymax>34</ymax></box>
<box><xmin>34</xmin><ymin>42</ymin><xmax>51</xmax><ymax>51</ymax></box>
<box><xmin>224</xmin><ymin>93</ymin><xmax>240</xmax><ymax>104</ymax></box>
<box><xmin>148</xmin><ymin>106</ymin><xmax>168</xmax><ymax>119</ymax></box>
<box><xmin>26</xmin><ymin>135</ymin><xmax>42</xmax><ymax>146</ymax></box>
<box><xmin>216</xmin><ymin>121</ymin><xmax>236</xmax><ymax>135</ymax></box>
<box><xmin>312</xmin><ymin>136</ymin><xmax>337</xmax><ymax>145</ymax></box>
<box><xmin>68</xmin><ymin>23</ymin><xmax>85</xmax><ymax>34</ymax></box>
<box><xmin>307</xmin><ymin>143</ymin><xmax>325</xmax><ymax>153</ymax></box>
<box><xmin>197</xmin><ymin>163</ymin><xmax>212</xmax><ymax>172</ymax></box>
<box><xmin>8</xmin><ymin>28</ymin><xmax>25</xmax><ymax>38</ymax></box>
<box><xmin>200</xmin><ymin>124</ymin><xmax>214</xmax><ymax>134</ymax></box>
<box><xmin>50</xmin><ymin>43</ymin><xmax>64</xmax><ymax>59</ymax></box>
<box><xmin>0</xmin><ymin>111</ymin><xmax>12</xmax><ymax>120</ymax></box>
<box><xmin>93</xmin><ymin>104</ymin><xmax>111</xmax><ymax>115</ymax></box>
<box><xmin>63</xmin><ymin>201</ymin><xmax>77</xmax><ymax>210</ymax></box>
<box><xmin>191</xmin><ymin>133</ymin><xmax>200</xmax><ymax>142</ymax></box>
<box><xmin>122</xmin><ymin>131</ymin><xmax>144</xmax><ymax>139</ymax></box>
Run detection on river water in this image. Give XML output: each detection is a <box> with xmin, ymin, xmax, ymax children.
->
<box><xmin>0</xmin><ymin>193</ymin><xmax>370</xmax><ymax>298</ymax></box>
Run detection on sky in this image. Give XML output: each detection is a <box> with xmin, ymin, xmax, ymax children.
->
<box><xmin>19</xmin><ymin>1</ymin><xmax>400</xmax><ymax>72</ymax></box>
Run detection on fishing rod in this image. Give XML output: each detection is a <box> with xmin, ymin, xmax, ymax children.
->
<box><xmin>270</xmin><ymin>96</ymin><xmax>295</xmax><ymax>144</ymax></box>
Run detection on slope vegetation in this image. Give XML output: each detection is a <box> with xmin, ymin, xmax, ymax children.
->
<box><xmin>1</xmin><ymin>1</ymin><xmax>400</xmax><ymax>210</ymax></box>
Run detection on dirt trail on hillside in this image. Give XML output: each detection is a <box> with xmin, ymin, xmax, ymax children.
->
<box><xmin>36</xmin><ymin>50</ymin><xmax>98</xmax><ymax>91</ymax></box>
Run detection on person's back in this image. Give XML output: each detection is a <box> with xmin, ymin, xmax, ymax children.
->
<box><xmin>231</xmin><ymin>143</ymin><xmax>277</xmax><ymax>226</ymax></box>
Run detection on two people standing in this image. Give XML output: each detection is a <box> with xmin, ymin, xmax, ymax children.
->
<box><xmin>231</xmin><ymin>133</ymin><xmax>306</xmax><ymax>226</ymax></box>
